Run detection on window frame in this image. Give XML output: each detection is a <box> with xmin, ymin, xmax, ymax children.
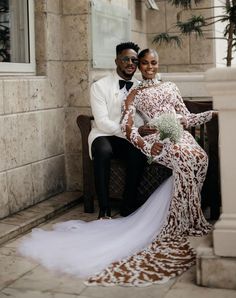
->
<box><xmin>0</xmin><ymin>0</ymin><xmax>35</xmax><ymax>75</ymax></box>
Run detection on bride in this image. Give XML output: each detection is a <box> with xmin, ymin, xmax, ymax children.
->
<box><xmin>19</xmin><ymin>49</ymin><xmax>216</xmax><ymax>287</ymax></box>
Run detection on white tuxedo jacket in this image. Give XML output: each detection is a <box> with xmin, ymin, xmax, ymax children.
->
<box><xmin>88</xmin><ymin>72</ymin><xmax>142</xmax><ymax>158</ymax></box>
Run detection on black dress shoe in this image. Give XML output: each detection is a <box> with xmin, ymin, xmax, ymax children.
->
<box><xmin>98</xmin><ymin>208</ymin><xmax>111</xmax><ymax>219</ymax></box>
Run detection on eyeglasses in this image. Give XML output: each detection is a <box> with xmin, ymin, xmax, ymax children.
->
<box><xmin>119</xmin><ymin>56</ymin><xmax>139</xmax><ymax>65</ymax></box>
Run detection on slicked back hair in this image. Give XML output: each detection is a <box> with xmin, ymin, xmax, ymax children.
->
<box><xmin>138</xmin><ymin>48</ymin><xmax>159</xmax><ymax>60</ymax></box>
<box><xmin>116</xmin><ymin>42</ymin><xmax>140</xmax><ymax>56</ymax></box>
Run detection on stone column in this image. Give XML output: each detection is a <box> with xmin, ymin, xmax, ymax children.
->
<box><xmin>196</xmin><ymin>67</ymin><xmax>236</xmax><ymax>289</ymax></box>
<box><xmin>206</xmin><ymin>67</ymin><xmax>236</xmax><ymax>257</ymax></box>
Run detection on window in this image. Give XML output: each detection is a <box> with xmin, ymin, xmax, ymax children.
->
<box><xmin>91</xmin><ymin>0</ymin><xmax>131</xmax><ymax>69</ymax></box>
<box><xmin>0</xmin><ymin>0</ymin><xmax>35</xmax><ymax>74</ymax></box>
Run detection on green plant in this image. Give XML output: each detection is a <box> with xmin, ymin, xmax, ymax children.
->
<box><xmin>153</xmin><ymin>0</ymin><xmax>236</xmax><ymax>66</ymax></box>
<box><xmin>0</xmin><ymin>0</ymin><xmax>10</xmax><ymax>62</ymax></box>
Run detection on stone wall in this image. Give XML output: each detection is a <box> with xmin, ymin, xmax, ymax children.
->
<box><xmin>62</xmin><ymin>0</ymin><xmax>91</xmax><ymax>191</ymax></box>
<box><xmin>146</xmin><ymin>0</ymin><xmax>215</xmax><ymax>72</ymax></box>
<box><xmin>0</xmin><ymin>0</ymin><xmax>65</xmax><ymax>219</ymax></box>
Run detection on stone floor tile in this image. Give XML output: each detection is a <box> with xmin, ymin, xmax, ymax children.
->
<box><xmin>173</xmin><ymin>266</ymin><xmax>196</xmax><ymax>286</ymax></box>
<box><xmin>164</xmin><ymin>286</ymin><xmax>236</xmax><ymax>298</ymax></box>
<box><xmin>0</xmin><ymin>223</ymin><xmax>19</xmax><ymax>238</ymax></box>
<box><xmin>3</xmin><ymin>235</ymin><xmax>29</xmax><ymax>248</ymax></box>
<box><xmin>0</xmin><ymin>246</ymin><xmax>18</xmax><ymax>257</ymax></box>
<box><xmin>0</xmin><ymin>288</ymin><xmax>85</xmax><ymax>298</ymax></box>
<box><xmin>8</xmin><ymin>266</ymin><xmax>86</xmax><ymax>295</ymax></box>
<box><xmin>81</xmin><ymin>279</ymin><xmax>175</xmax><ymax>298</ymax></box>
<box><xmin>0</xmin><ymin>254</ymin><xmax>37</xmax><ymax>290</ymax></box>
<box><xmin>1</xmin><ymin>209</ymin><xmax>52</xmax><ymax>226</ymax></box>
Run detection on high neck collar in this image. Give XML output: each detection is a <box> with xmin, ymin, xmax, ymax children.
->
<box><xmin>138</xmin><ymin>78</ymin><xmax>160</xmax><ymax>88</ymax></box>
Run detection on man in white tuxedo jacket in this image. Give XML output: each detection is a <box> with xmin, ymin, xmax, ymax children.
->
<box><xmin>89</xmin><ymin>42</ymin><xmax>151</xmax><ymax>219</ymax></box>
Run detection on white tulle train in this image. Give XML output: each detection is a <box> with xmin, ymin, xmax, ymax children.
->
<box><xmin>18</xmin><ymin>176</ymin><xmax>173</xmax><ymax>278</ymax></box>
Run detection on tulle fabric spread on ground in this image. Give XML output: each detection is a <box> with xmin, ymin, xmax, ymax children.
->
<box><xmin>19</xmin><ymin>176</ymin><xmax>173</xmax><ymax>279</ymax></box>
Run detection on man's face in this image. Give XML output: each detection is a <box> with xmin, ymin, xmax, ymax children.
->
<box><xmin>115</xmin><ymin>49</ymin><xmax>138</xmax><ymax>80</ymax></box>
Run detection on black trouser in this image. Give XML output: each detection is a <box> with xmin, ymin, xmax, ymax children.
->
<box><xmin>91</xmin><ymin>136</ymin><xmax>146</xmax><ymax>214</ymax></box>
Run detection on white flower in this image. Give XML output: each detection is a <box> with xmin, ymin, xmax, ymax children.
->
<box><xmin>149</xmin><ymin>113</ymin><xmax>183</xmax><ymax>143</ymax></box>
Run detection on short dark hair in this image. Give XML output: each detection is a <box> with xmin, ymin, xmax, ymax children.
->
<box><xmin>138</xmin><ymin>48</ymin><xmax>159</xmax><ymax>59</ymax></box>
<box><xmin>116</xmin><ymin>42</ymin><xmax>140</xmax><ymax>56</ymax></box>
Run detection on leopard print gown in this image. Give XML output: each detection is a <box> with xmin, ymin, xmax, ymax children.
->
<box><xmin>87</xmin><ymin>81</ymin><xmax>213</xmax><ymax>286</ymax></box>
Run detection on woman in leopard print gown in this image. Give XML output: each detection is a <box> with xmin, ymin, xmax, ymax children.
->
<box><xmin>87</xmin><ymin>49</ymin><xmax>216</xmax><ymax>286</ymax></box>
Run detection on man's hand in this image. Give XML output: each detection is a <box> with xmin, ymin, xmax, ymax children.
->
<box><xmin>212</xmin><ymin>111</ymin><xmax>218</xmax><ymax>118</ymax></box>
<box><xmin>151</xmin><ymin>142</ymin><xmax>163</xmax><ymax>156</ymax></box>
<box><xmin>138</xmin><ymin>124</ymin><xmax>157</xmax><ymax>137</ymax></box>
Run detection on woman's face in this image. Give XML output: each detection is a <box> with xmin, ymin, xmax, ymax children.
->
<box><xmin>138</xmin><ymin>52</ymin><xmax>159</xmax><ymax>80</ymax></box>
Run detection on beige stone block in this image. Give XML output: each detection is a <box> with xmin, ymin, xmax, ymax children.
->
<box><xmin>28</xmin><ymin>78</ymin><xmax>46</xmax><ymax>110</ymax></box>
<box><xmin>65</xmin><ymin>153</ymin><xmax>82</xmax><ymax>191</ymax></box>
<box><xmin>31</xmin><ymin>155</ymin><xmax>66</xmax><ymax>204</ymax></box>
<box><xmin>35</xmin><ymin>12</ymin><xmax>47</xmax><ymax>75</ymax></box>
<box><xmin>0</xmin><ymin>172</ymin><xmax>9</xmax><ymax>218</ymax></box>
<box><xmin>148</xmin><ymin>34</ymin><xmax>190</xmax><ymax>65</ymax></box>
<box><xmin>65</xmin><ymin>107</ymin><xmax>82</xmax><ymax>154</ymax></box>
<box><xmin>62</xmin><ymin>0</ymin><xmax>90</xmax><ymax>14</ymax></box>
<box><xmin>158</xmin><ymin>65</ymin><xmax>168</xmax><ymax>73</ymax></box>
<box><xmin>3</xmin><ymin>115</ymin><xmax>20</xmax><ymax>169</ymax></box>
<box><xmin>47</xmin><ymin>0</ymin><xmax>61</xmax><ymax>13</ymax></box>
<box><xmin>190</xmin><ymin>33</ymin><xmax>214</xmax><ymax>65</ymax></box>
<box><xmin>147</xmin><ymin>1</ymin><xmax>166</xmax><ymax>34</ymax></box>
<box><xmin>62</xmin><ymin>15</ymin><xmax>89</xmax><ymax>61</ymax></box>
<box><xmin>165</xmin><ymin>0</ymin><xmax>213</xmax><ymax>34</ymax></box>
<box><xmin>168</xmin><ymin>64</ymin><xmax>214</xmax><ymax>73</ymax></box>
<box><xmin>0</xmin><ymin>81</ymin><xmax>3</xmax><ymax>115</ymax></box>
<box><xmin>46</xmin><ymin>62</ymin><xmax>65</xmax><ymax>108</ymax></box>
<box><xmin>3</xmin><ymin>80</ymin><xmax>30</xmax><ymax>114</ymax></box>
<box><xmin>36</xmin><ymin>60</ymin><xmax>47</xmax><ymax>76</ymax></box>
<box><xmin>131</xmin><ymin>31</ymin><xmax>147</xmax><ymax>52</ymax></box>
<box><xmin>0</xmin><ymin>117</ymin><xmax>7</xmax><ymax>171</ymax></box>
<box><xmin>17</xmin><ymin>113</ymin><xmax>42</xmax><ymax>165</ymax></box>
<box><xmin>40</xmin><ymin>109</ymin><xmax>64</xmax><ymax>159</ymax></box>
<box><xmin>196</xmin><ymin>247</ymin><xmax>236</xmax><ymax>290</ymax></box>
<box><xmin>34</xmin><ymin>0</ymin><xmax>46</xmax><ymax>13</ymax></box>
<box><xmin>131</xmin><ymin>0</ymin><xmax>147</xmax><ymax>33</ymax></box>
<box><xmin>7</xmin><ymin>165</ymin><xmax>34</xmax><ymax>214</ymax></box>
<box><xmin>165</xmin><ymin>1</ymin><xmax>181</xmax><ymax>34</ymax></box>
<box><xmin>63</xmin><ymin>61</ymin><xmax>90</xmax><ymax>107</ymax></box>
<box><xmin>47</xmin><ymin>14</ymin><xmax>62</xmax><ymax>61</ymax></box>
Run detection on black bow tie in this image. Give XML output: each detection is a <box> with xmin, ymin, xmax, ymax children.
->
<box><xmin>119</xmin><ymin>80</ymin><xmax>133</xmax><ymax>91</ymax></box>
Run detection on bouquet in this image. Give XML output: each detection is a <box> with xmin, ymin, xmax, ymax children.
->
<box><xmin>147</xmin><ymin>113</ymin><xmax>183</xmax><ymax>163</ymax></box>
<box><xmin>149</xmin><ymin>113</ymin><xmax>183</xmax><ymax>143</ymax></box>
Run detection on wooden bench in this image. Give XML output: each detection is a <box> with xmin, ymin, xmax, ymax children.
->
<box><xmin>77</xmin><ymin>101</ymin><xmax>221</xmax><ymax>219</ymax></box>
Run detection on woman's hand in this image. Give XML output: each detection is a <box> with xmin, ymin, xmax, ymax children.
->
<box><xmin>138</xmin><ymin>124</ymin><xmax>157</xmax><ymax>137</ymax></box>
<box><xmin>151</xmin><ymin>142</ymin><xmax>163</xmax><ymax>156</ymax></box>
<box><xmin>178</xmin><ymin>116</ymin><xmax>187</xmax><ymax>129</ymax></box>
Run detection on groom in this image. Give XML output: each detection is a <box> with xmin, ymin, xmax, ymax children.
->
<box><xmin>88</xmin><ymin>42</ymin><xmax>156</xmax><ymax>219</ymax></box>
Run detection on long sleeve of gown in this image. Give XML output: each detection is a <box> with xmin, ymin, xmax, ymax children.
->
<box><xmin>172</xmin><ymin>83</ymin><xmax>213</xmax><ymax>127</ymax></box>
<box><xmin>121</xmin><ymin>96</ymin><xmax>153</xmax><ymax>157</ymax></box>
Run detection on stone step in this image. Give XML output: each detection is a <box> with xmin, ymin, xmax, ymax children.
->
<box><xmin>0</xmin><ymin>191</ymin><xmax>82</xmax><ymax>246</ymax></box>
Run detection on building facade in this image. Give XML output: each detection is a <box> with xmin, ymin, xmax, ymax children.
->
<box><xmin>0</xmin><ymin>0</ymin><xmax>225</xmax><ymax>218</ymax></box>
